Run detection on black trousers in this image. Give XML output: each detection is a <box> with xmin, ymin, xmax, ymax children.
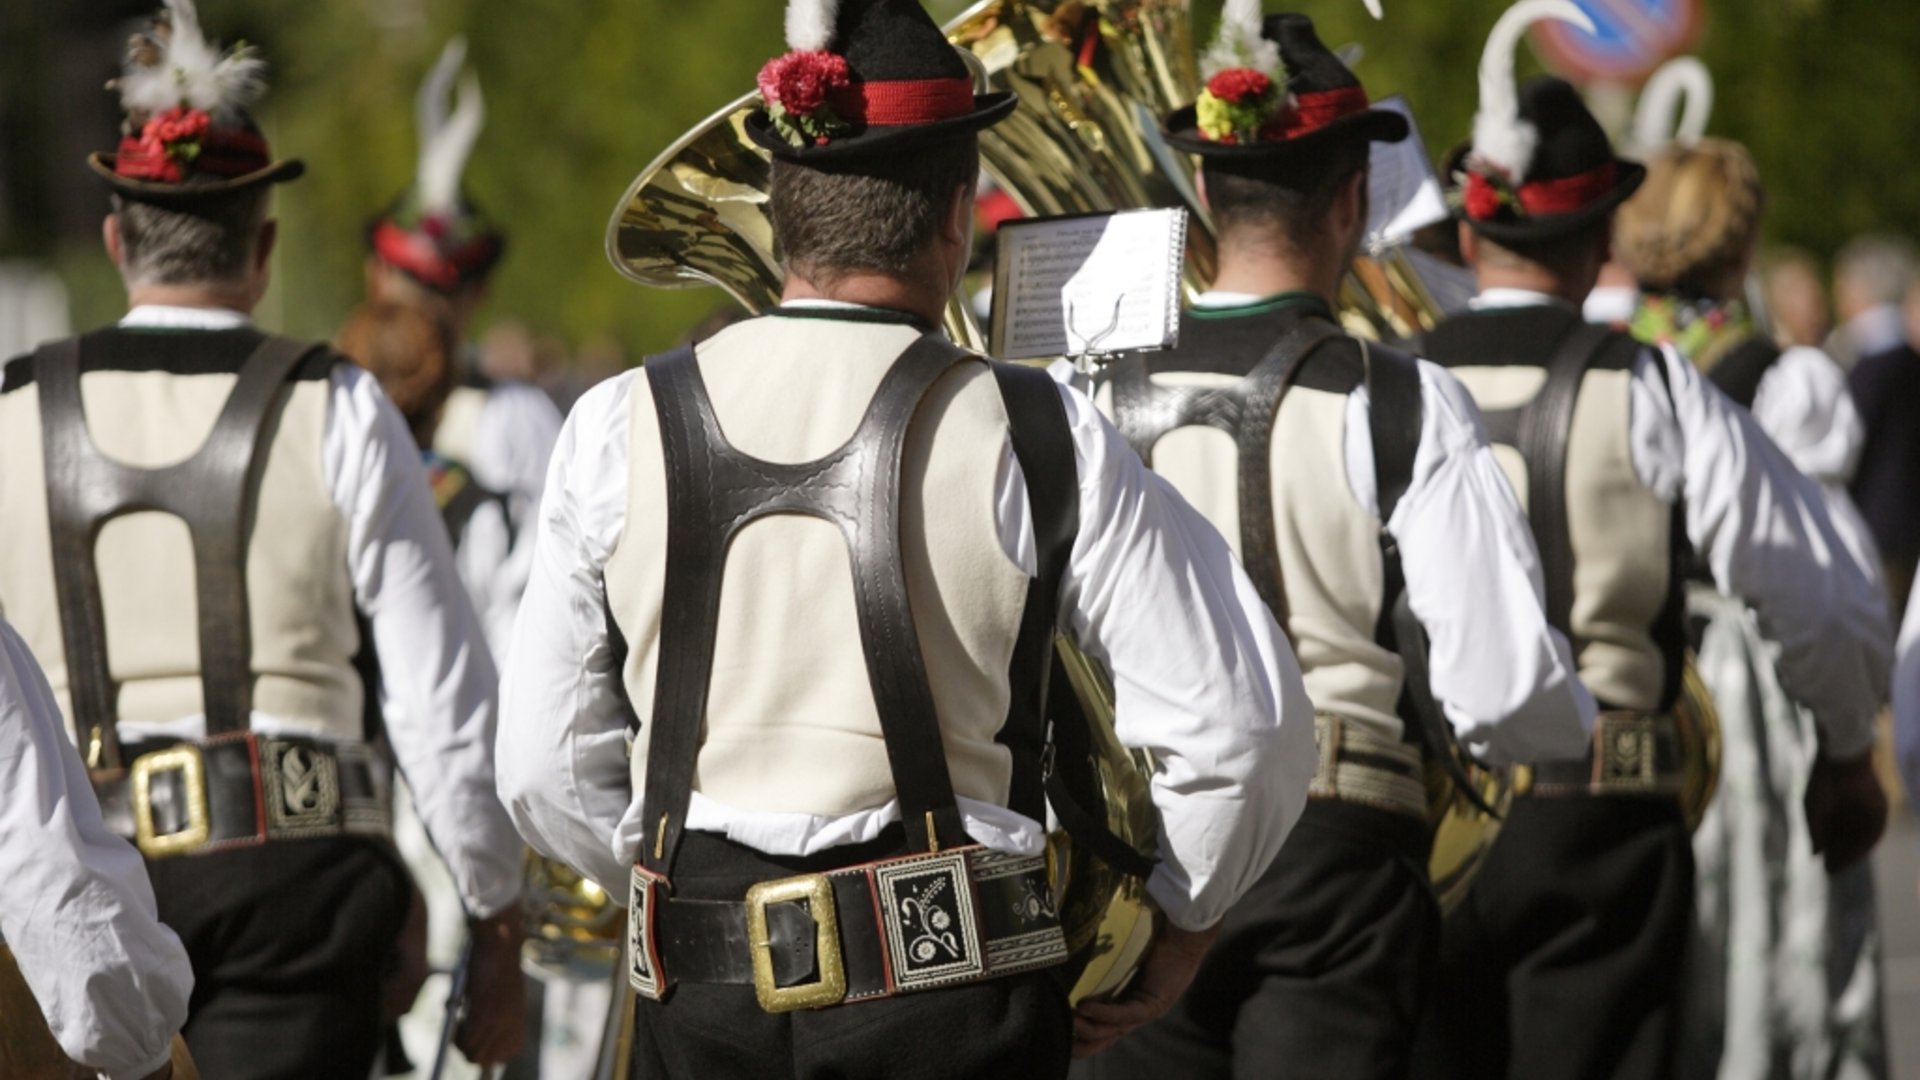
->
<box><xmin>1412</xmin><ymin>795</ymin><xmax>1694</xmax><ymax>1080</ymax></box>
<box><xmin>1078</xmin><ymin>799</ymin><xmax>1440</xmax><ymax>1080</ymax></box>
<box><xmin>148</xmin><ymin>836</ymin><xmax>410</xmax><ymax>1080</ymax></box>
<box><xmin>630</xmin><ymin>829</ymin><xmax>1073</xmax><ymax>1080</ymax></box>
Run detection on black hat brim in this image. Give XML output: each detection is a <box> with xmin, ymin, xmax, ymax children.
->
<box><xmin>746</xmin><ymin>91</ymin><xmax>1017</xmax><ymax>162</ymax></box>
<box><xmin>1457</xmin><ymin>159</ymin><xmax>1647</xmax><ymax>244</ymax></box>
<box><xmin>89</xmin><ymin>152</ymin><xmax>305</xmax><ymax>207</ymax></box>
<box><xmin>1162</xmin><ymin>104</ymin><xmax>1410</xmax><ymax>161</ymax></box>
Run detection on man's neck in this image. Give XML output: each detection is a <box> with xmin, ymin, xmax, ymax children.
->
<box><xmin>781</xmin><ymin>270</ymin><xmax>949</xmax><ymax>328</ymax></box>
<box><xmin>126</xmin><ymin>283</ymin><xmax>256</xmax><ymax>316</ymax></box>
<box><xmin>1473</xmin><ymin>265</ymin><xmax>1589</xmax><ymax>307</ymax></box>
<box><xmin>1208</xmin><ymin>244</ymin><xmax>1340</xmax><ymax>307</ymax></box>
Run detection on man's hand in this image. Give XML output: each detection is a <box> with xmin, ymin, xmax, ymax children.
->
<box><xmin>1805</xmin><ymin>750</ymin><xmax>1888</xmax><ymax>873</ymax></box>
<box><xmin>455</xmin><ymin>909</ymin><xmax>528</xmax><ymax>1066</ymax></box>
<box><xmin>1071</xmin><ymin>917</ymin><xmax>1217</xmax><ymax>1059</ymax></box>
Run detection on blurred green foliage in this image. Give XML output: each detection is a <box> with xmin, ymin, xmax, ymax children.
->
<box><xmin>21</xmin><ymin>0</ymin><xmax>1920</xmax><ymax>360</ymax></box>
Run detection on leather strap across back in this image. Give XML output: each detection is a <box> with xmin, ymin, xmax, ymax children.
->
<box><xmin>36</xmin><ymin>335</ymin><xmax>322</xmax><ymax>767</ymax></box>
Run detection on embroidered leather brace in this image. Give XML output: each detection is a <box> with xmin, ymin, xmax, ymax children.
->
<box><xmin>1524</xmin><ymin>710</ymin><xmax>1685</xmax><ymax>799</ymax></box>
<box><xmin>628</xmin><ymin>845</ymin><xmax>1066</xmax><ymax>1012</ymax></box>
<box><xmin>34</xmin><ymin>335</ymin><xmax>323</xmax><ymax>769</ymax></box>
<box><xmin>90</xmin><ymin>735</ymin><xmax>391</xmax><ymax>858</ymax></box>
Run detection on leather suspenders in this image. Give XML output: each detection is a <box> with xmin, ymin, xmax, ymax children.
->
<box><xmin>640</xmin><ymin>336</ymin><xmax>980</xmax><ymax>874</ymax></box>
<box><xmin>35</xmin><ymin>335</ymin><xmax>322</xmax><ymax>770</ymax></box>
<box><xmin>1111</xmin><ymin>318</ymin><xmax>1344</xmax><ymax>624</ymax></box>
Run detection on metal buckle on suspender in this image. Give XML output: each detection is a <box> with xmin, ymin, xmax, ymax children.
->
<box><xmin>744</xmin><ymin>873</ymin><xmax>846</xmax><ymax>1013</ymax></box>
<box><xmin>130</xmin><ymin>746</ymin><xmax>211</xmax><ymax>857</ymax></box>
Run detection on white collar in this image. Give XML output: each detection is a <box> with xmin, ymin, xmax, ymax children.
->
<box><xmin>1845</xmin><ymin>304</ymin><xmax>1908</xmax><ymax>358</ymax></box>
<box><xmin>1470</xmin><ymin>287</ymin><xmax>1577</xmax><ymax>313</ymax></box>
<box><xmin>1193</xmin><ymin>291</ymin><xmax>1270</xmax><ymax>309</ymax></box>
<box><xmin>119</xmin><ymin>305</ymin><xmax>251</xmax><ymax>330</ymax></box>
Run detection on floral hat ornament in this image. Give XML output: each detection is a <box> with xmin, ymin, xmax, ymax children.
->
<box><xmin>367</xmin><ymin>38</ymin><xmax>506</xmax><ymax>294</ymax></box>
<box><xmin>746</xmin><ymin>0</ymin><xmax>1016</xmax><ymax>162</ymax></box>
<box><xmin>1453</xmin><ymin>0</ymin><xmax>1646</xmax><ymax>242</ymax></box>
<box><xmin>1165</xmin><ymin>6</ymin><xmax>1408</xmax><ymax>162</ymax></box>
<box><xmin>86</xmin><ymin>0</ymin><xmax>304</xmax><ymax>205</ymax></box>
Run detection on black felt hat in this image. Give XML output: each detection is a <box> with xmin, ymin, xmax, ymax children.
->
<box><xmin>745</xmin><ymin>0</ymin><xmax>1014</xmax><ymax>162</ymax></box>
<box><xmin>88</xmin><ymin>2</ymin><xmax>303</xmax><ymax>208</ymax></box>
<box><xmin>1456</xmin><ymin>79</ymin><xmax>1644</xmax><ymax>244</ymax></box>
<box><xmin>1164</xmin><ymin>12</ymin><xmax>1408</xmax><ymax>161</ymax></box>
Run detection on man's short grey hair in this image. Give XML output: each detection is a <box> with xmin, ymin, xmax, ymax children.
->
<box><xmin>1835</xmin><ymin>234</ymin><xmax>1917</xmax><ymax>308</ymax></box>
<box><xmin>112</xmin><ymin>190</ymin><xmax>269</xmax><ymax>287</ymax></box>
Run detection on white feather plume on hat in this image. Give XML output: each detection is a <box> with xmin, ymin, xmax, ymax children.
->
<box><xmin>1631</xmin><ymin>56</ymin><xmax>1713</xmax><ymax>156</ymax></box>
<box><xmin>785</xmin><ymin>0</ymin><xmax>842</xmax><ymax>52</ymax></box>
<box><xmin>1363</xmin><ymin>0</ymin><xmax>1384</xmax><ymax>19</ymax></box>
<box><xmin>1471</xmin><ymin>0</ymin><xmax>1595</xmax><ymax>180</ymax></box>
<box><xmin>114</xmin><ymin>0</ymin><xmax>265</xmax><ymax>124</ymax></box>
<box><xmin>1202</xmin><ymin>0</ymin><xmax>1284</xmax><ymax>80</ymax></box>
<box><xmin>414</xmin><ymin>38</ymin><xmax>485</xmax><ymax>216</ymax></box>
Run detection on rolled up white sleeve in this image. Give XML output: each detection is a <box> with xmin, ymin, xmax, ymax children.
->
<box><xmin>1037</xmin><ymin>382</ymin><xmax>1315</xmax><ymax>932</ymax></box>
<box><xmin>0</xmin><ymin>618</ymin><xmax>192</xmax><ymax>1080</ymax></box>
<box><xmin>325</xmin><ymin>365</ymin><xmax>523</xmax><ymax>917</ymax></box>
<box><xmin>1632</xmin><ymin>345</ymin><xmax>1892</xmax><ymax>757</ymax></box>
<box><xmin>1346</xmin><ymin>362</ymin><xmax>1595</xmax><ymax>765</ymax></box>
<box><xmin>496</xmin><ymin>374</ymin><xmax>639</xmax><ymax>896</ymax></box>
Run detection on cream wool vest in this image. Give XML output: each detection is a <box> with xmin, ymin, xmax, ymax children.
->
<box><xmin>0</xmin><ymin>329</ymin><xmax>363</xmax><ymax>744</ymax></box>
<box><xmin>1098</xmin><ymin>304</ymin><xmax>1406</xmax><ymax>743</ymax></box>
<box><xmin>1428</xmin><ymin>308</ymin><xmax>1677</xmax><ymax>712</ymax></box>
<box><xmin>603</xmin><ymin>313</ymin><xmax>1032</xmax><ymax>818</ymax></box>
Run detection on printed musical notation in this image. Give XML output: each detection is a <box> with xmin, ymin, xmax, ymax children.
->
<box><xmin>990</xmin><ymin>208</ymin><xmax>1187</xmax><ymax>361</ymax></box>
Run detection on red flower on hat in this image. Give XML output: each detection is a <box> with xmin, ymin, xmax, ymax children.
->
<box><xmin>1463</xmin><ymin>172</ymin><xmax>1506</xmax><ymax>221</ymax></box>
<box><xmin>1206</xmin><ymin>69</ymin><xmax>1274</xmax><ymax>106</ymax></box>
<box><xmin>148</xmin><ymin>105</ymin><xmax>212</xmax><ymax>148</ymax></box>
<box><xmin>760</xmin><ymin>50</ymin><xmax>850</xmax><ymax>115</ymax></box>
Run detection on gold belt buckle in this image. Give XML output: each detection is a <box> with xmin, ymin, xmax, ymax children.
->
<box><xmin>744</xmin><ymin>873</ymin><xmax>846</xmax><ymax>1013</ymax></box>
<box><xmin>130</xmin><ymin>746</ymin><xmax>211</xmax><ymax>858</ymax></box>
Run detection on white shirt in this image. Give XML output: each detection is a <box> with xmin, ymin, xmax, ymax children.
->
<box><xmin>1894</xmin><ymin>584</ymin><xmax>1920</xmax><ymax>804</ymax></box>
<box><xmin>100</xmin><ymin>305</ymin><xmax>523</xmax><ymax>916</ymax></box>
<box><xmin>1179</xmin><ymin>292</ymin><xmax>1595</xmax><ymax>765</ymax></box>
<box><xmin>498</xmin><ymin>309</ymin><xmax>1317</xmax><ymax>932</ymax></box>
<box><xmin>0</xmin><ymin>615</ymin><xmax>192</xmax><ymax>1080</ymax></box>
<box><xmin>1473</xmin><ymin>290</ymin><xmax>1893</xmax><ymax>756</ymax></box>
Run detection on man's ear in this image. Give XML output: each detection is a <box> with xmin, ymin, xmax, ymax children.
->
<box><xmin>103</xmin><ymin>214</ymin><xmax>125</xmax><ymax>270</ymax></box>
<box><xmin>1196</xmin><ymin>169</ymin><xmax>1211</xmax><ymax>215</ymax></box>
<box><xmin>1341</xmin><ymin>168</ymin><xmax>1369</xmax><ymax>234</ymax></box>
<box><xmin>1458</xmin><ymin>221</ymin><xmax>1480</xmax><ymax>268</ymax></box>
<box><xmin>943</xmin><ymin>182</ymin><xmax>973</xmax><ymax>248</ymax></box>
<box><xmin>255</xmin><ymin>218</ymin><xmax>279</xmax><ymax>272</ymax></box>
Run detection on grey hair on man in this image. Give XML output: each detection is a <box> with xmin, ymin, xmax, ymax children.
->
<box><xmin>108</xmin><ymin>190</ymin><xmax>271</xmax><ymax>288</ymax></box>
<box><xmin>1835</xmin><ymin>233</ymin><xmax>1917</xmax><ymax>314</ymax></box>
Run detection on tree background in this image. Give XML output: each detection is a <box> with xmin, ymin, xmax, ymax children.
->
<box><xmin>2</xmin><ymin>0</ymin><xmax>1915</xmax><ymax>362</ymax></box>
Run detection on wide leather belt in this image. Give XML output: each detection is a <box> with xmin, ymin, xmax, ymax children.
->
<box><xmin>1523</xmin><ymin>710</ymin><xmax>1684</xmax><ymax>799</ymax></box>
<box><xmin>90</xmin><ymin>733</ymin><xmax>391</xmax><ymax>858</ymax></box>
<box><xmin>628</xmin><ymin>845</ymin><xmax>1068</xmax><ymax>1014</ymax></box>
<box><xmin>1308</xmin><ymin>713</ymin><xmax>1429</xmax><ymax>821</ymax></box>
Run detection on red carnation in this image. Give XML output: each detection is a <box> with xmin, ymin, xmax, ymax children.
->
<box><xmin>1206</xmin><ymin>68</ymin><xmax>1274</xmax><ymax>106</ymax></box>
<box><xmin>1463</xmin><ymin>172</ymin><xmax>1506</xmax><ymax>221</ymax></box>
<box><xmin>147</xmin><ymin>105</ymin><xmax>212</xmax><ymax>146</ymax></box>
<box><xmin>757</xmin><ymin>50</ymin><xmax>852</xmax><ymax>117</ymax></box>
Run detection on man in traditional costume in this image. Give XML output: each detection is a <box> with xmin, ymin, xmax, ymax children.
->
<box><xmin>365</xmin><ymin>38</ymin><xmax>562</xmax><ymax>554</ymax></box>
<box><xmin>0</xmin><ymin>614</ymin><xmax>193</xmax><ymax>1080</ymax></box>
<box><xmin>496</xmin><ymin>1</ymin><xmax>1318</xmax><ymax>1076</ymax></box>
<box><xmin>0</xmin><ymin>5</ymin><xmax>527</xmax><ymax>1074</ymax></box>
<box><xmin>1412</xmin><ymin>4</ymin><xmax>1893</xmax><ymax>1075</ymax></box>
<box><xmin>1079</xmin><ymin>8</ymin><xmax>1592</xmax><ymax>1078</ymax></box>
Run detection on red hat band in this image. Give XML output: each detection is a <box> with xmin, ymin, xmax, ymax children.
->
<box><xmin>827</xmin><ymin>76</ymin><xmax>975</xmax><ymax>128</ymax></box>
<box><xmin>1267</xmin><ymin>86</ymin><xmax>1372</xmax><ymax>140</ymax></box>
<box><xmin>371</xmin><ymin>218</ymin><xmax>500</xmax><ymax>293</ymax></box>
<box><xmin>1466</xmin><ymin>160</ymin><xmax>1620</xmax><ymax>221</ymax></box>
<box><xmin>115</xmin><ymin>122</ymin><xmax>271</xmax><ymax>184</ymax></box>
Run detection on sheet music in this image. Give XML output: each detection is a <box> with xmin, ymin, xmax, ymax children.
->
<box><xmin>991</xmin><ymin>208</ymin><xmax>1187</xmax><ymax>361</ymax></box>
<box><xmin>1366</xmin><ymin>95</ymin><xmax>1451</xmax><ymax>248</ymax></box>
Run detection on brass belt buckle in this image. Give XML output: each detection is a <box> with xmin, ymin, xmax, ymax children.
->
<box><xmin>744</xmin><ymin>873</ymin><xmax>846</xmax><ymax>1013</ymax></box>
<box><xmin>130</xmin><ymin>746</ymin><xmax>211</xmax><ymax>857</ymax></box>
